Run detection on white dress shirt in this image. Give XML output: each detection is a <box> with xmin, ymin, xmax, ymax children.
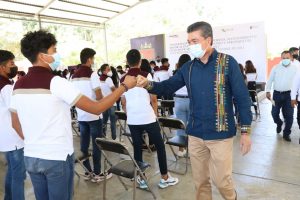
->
<box><xmin>266</xmin><ymin>62</ymin><xmax>298</xmax><ymax>92</ymax></box>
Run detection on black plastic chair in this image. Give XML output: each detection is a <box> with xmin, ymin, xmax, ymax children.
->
<box><xmin>95</xmin><ymin>138</ymin><xmax>156</xmax><ymax>200</ymax></box>
<box><xmin>157</xmin><ymin>117</ymin><xmax>188</xmax><ymax>175</ymax></box>
<box><xmin>115</xmin><ymin>111</ymin><xmax>152</xmax><ymax>153</ymax></box>
<box><xmin>160</xmin><ymin>100</ymin><xmax>175</xmax><ymax>117</ymax></box>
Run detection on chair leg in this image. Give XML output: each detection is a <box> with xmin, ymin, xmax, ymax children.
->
<box><xmin>103</xmin><ymin>159</ymin><xmax>107</xmax><ymax>200</ymax></box>
<box><xmin>140</xmin><ymin>171</ymin><xmax>157</xmax><ymax>200</ymax></box>
<box><xmin>133</xmin><ymin>168</ymin><xmax>137</xmax><ymax>200</ymax></box>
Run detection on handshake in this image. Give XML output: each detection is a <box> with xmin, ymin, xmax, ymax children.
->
<box><xmin>122</xmin><ymin>75</ymin><xmax>149</xmax><ymax>90</ymax></box>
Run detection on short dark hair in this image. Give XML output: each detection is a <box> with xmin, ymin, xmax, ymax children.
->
<box><xmin>187</xmin><ymin>21</ymin><xmax>213</xmax><ymax>45</ymax></box>
<box><xmin>161</xmin><ymin>58</ymin><xmax>168</xmax><ymax>64</ymax></box>
<box><xmin>100</xmin><ymin>63</ymin><xmax>109</xmax><ymax>73</ymax></box>
<box><xmin>0</xmin><ymin>50</ymin><xmax>15</xmax><ymax>65</ymax></box>
<box><xmin>150</xmin><ymin>60</ymin><xmax>156</xmax><ymax>65</ymax></box>
<box><xmin>177</xmin><ymin>54</ymin><xmax>191</xmax><ymax>69</ymax></box>
<box><xmin>21</xmin><ymin>30</ymin><xmax>57</xmax><ymax>63</ymax></box>
<box><xmin>126</xmin><ymin>49</ymin><xmax>141</xmax><ymax>67</ymax></box>
<box><xmin>80</xmin><ymin>48</ymin><xmax>96</xmax><ymax>64</ymax></box>
<box><xmin>116</xmin><ymin>65</ymin><xmax>122</xmax><ymax>70</ymax></box>
<box><xmin>281</xmin><ymin>50</ymin><xmax>291</xmax><ymax>56</ymax></box>
<box><xmin>289</xmin><ymin>47</ymin><xmax>299</xmax><ymax>53</ymax></box>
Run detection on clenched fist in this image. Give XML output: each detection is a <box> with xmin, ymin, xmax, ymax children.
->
<box><xmin>136</xmin><ymin>75</ymin><xmax>148</xmax><ymax>87</ymax></box>
<box><xmin>123</xmin><ymin>75</ymin><xmax>137</xmax><ymax>89</ymax></box>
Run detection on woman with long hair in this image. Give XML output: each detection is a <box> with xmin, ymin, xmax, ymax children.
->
<box><xmin>245</xmin><ymin>60</ymin><xmax>258</xmax><ymax>113</ymax></box>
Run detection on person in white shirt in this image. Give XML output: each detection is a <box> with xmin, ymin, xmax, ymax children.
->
<box><xmin>10</xmin><ymin>30</ymin><xmax>137</xmax><ymax>200</ymax></box>
<box><xmin>0</xmin><ymin>50</ymin><xmax>25</xmax><ymax>200</ymax></box>
<box><xmin>289</xmin><ymin>47</ymin><xmax>300</xmax><ymax>68</ymax></box>
<box><xmin>245</xmin><ymin>60</ymin><xmax>258</xmax><ymax>114</ymax></box>
<box><xmin>99</xmin><ymin>64</ymin><xmax>117</xmax><ymax>140</ymax></box>
<box><xmin>173</xmin><ymin>54</ymin><xmax>191</xmax><ymax>157</ymax></box>
<box><xmin>266</xmin><ymin>51</ymin><xmax>297</xmax><ymax>142</ymax></box>
<box><xmin>121</xmin><ymin>49</ymin><xmax>179</xmax><ymax>189</ymax></box>
<box><xmin>71</xmin><ymin>48</ymin><xmax>112</xmax><ymax>182</ymax></box>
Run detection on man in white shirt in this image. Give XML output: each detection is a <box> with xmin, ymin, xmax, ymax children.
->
<box><xmin>71</xmin><ymin>48</ymin><xmax>112</xmax><ymax>182</ymax></box>
<box><xmin>266</xmin><ymin>50</ymin><xmax>297</xmax><ymax>142</ymax></box>
<box><xmin>289</xmin><ymin>47</ymin><xmax>300</xmax><ymax>68</ymax></box>
<box><xmin>121</xmin><ymin>49</ymin><xmax>179</xmax><ymax>189</ymax></box>
<box><xmin>99</xmin><ymin>64</ymin><xmax>117</xmax><ymax>140</ymax></box>
<box><xmin>0</xmin><ymin>50</ymin><xmax>25</xmax><ymax>200</ymax></box>
<box><xmin>10</xmin><ymin>30</ymin><xmax>136</xmax><ymax>200</ymax></box>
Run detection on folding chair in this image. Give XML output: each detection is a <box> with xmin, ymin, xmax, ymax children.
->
<box><xmin>249</xmin><ymin>90</ymin><xmax>261</xmax><ymax>120</ymax></box>
<box><xmin>74</xmin><ymin>152</ymin><xmax>92</xmax><ymax>179</ymax></box>
<box><xmin>157</xmin><ymin>117</ymin><xmax>188</xmax><ymax>175</ymax></box>
<box><xmin>160</xmin><ymin>100</ymin><xmax>174</xmax><ymax>117</ymax></box>
<box><xmin>95</xmin><ymin>138</ymin><xmax>156</xmax><ymax>200</ymax></box>
<box><xmin>115</xmin><ymin>111</ymin><xmax>152</xmax><ymax>153</ymax></box>
<box><xmin>71</xmin><ymin>106</ymin><xmax>80</xmax><ymax>137</ymax></box>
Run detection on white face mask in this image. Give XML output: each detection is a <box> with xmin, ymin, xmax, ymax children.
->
<box><xmin>42</xmin><ymin>53</ymin><xmax>61</xmax><ymax>71</ymax></box>
<box><xmin>107</xmin><ymin>71</ymin><xmax>113</xmax><ymax>77</ymax></box>
<box><xmin>188</xmin><ymin>43</ymin><xmax>206</xmax><ymax>59</ymax></box>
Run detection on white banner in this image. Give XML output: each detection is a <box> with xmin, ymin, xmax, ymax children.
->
<box><xmin>165</xmin><ymin>22</ymin><xmax>267</xmax><ymax>82</ymax></box>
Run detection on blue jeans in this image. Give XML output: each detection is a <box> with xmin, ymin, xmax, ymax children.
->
<box><xmin>24</xmin><ymin>154</ymin><xmax>74</xmax><ymax>200</ymax></box>
<box><xmin>271</xmin><ymin>91</ymin><xmax>294</xmax><ymax>136</ymax></box>
<box><xmin>174</xmin><ymin>97</ymin><xmax>190</xmax><ymax>136</ymax></box>
<box><xmin>103</xmin><ymin>106</ymin><xmax>117</xmax><ymax>140</ymax></box>
<box><xmin>128</xmin><ymin>121</ymin><xmax>168</xmax><ymax>175</ymax></box>
<box><xmin>4</xmin><ymin>148</ymin><xmax>26</xmax><ymax>200</ymax></box>
<box><xmin>79</xmin><ymin>119</ymin><xmax>103</xmax><ymax>175</ymax></box>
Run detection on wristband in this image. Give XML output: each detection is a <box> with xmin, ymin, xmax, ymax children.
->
<box><xmin>120</xmin><ymin>82</ymin><xmax>129</xmax><ymax>92</ymax></box>
<box><xmin>145</xmin><ymin>81</ymin><xmax>154</xmax><ymax>90</ymax></box>
<box><xmin>241</xmin><ymin>125</ymin><xmax>251</xmax><ymax>136</ymax></box>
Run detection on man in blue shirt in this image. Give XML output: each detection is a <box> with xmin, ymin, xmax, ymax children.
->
<box><xmin>137</xmin><ymin>21</ymin><xmax>252</xmax><ymax>200</ymax></box>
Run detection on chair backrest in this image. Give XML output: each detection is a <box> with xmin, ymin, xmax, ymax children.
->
<box><xmin>160</xmin><ymin>100</ymin><xmax>175</xmax><ymax>108</ymax></box>
<box><xmin>157</xmin><ymin>117</ymin><xmax>186</xmax><ymax>130</ymax></box>
<box><xmin>115</xmin><ymin>111</ymin><xmax>127</xmax><ymax>121</ymax></box>
<box><xmin>95</xmin><ymin>138</ymin><xmax>130</xmax><ymax>156</ymax></box>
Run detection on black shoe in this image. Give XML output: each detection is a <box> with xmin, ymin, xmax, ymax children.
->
<box><xmin>283</xmin><ymin>135</ymin><xmax>291</xmax><ymax>142</ymax></box>
<box><xmin>276</xmin><ymin>123</ymin><xmax>282</xmax><ymax>133</ymax></box>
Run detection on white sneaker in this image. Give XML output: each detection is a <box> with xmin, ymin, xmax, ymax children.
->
<box><xmin>91</xmin><ymin>172</ymin><xmax>113</xmax><ymax>183</ymax></box>
<box><xmin>82</xmin><ymin>172</ymin><xmax>93</xmax><ymax>181</ymax></box>
<box><xmin>137</xmin><ymin>176</ymin><xmax>148</xmax><ymax>189</ymax></box>
<box><xmin>176</xmin><ymin>149</ymin><xmax>187</xmax><ymax>157</ymax></box>
<box><xmin>158</xmin><ymin>174</ymin><xmax>179</xmax><ymax>189</ymax></box>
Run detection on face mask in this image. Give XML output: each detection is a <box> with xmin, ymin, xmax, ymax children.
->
<box><xmin>107</xmin><ymin>71</ymin><xmax>113</xmax><ymax>77</ymax></box>
<box><xmin>282</xmin><ymin>59</ymin><xmax>291</xmax><ymax>66</ymax></box>
<box><xmin>189</xmin><ymin>43</ymin><xmax>206</xmax><ymax>59</ymax></box>
<box><xmin>43</xmin><ymin>53</ymin><xmax>61</xmax><ymax>71</ymax></box>
<box><xmin>8</xmin><ymin>66</ymin><xmax>18</xmax><ymax>79</ymax></box>
<box><xmin>293</xmin><ymin>54</ymin><xmax>299</xmax><ymax>59</ymax></box>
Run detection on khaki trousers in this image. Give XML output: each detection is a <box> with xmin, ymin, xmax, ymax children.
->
<box><xmin>188</xmin><ymin>135</ymin><xmax>236</xmax><ymax>200</ymax></box>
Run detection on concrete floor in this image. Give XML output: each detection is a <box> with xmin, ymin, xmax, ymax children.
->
<box><xmin>1</xmin><ymin>99</ymin><xmax>300</xmax><ymax>200</ymax></box>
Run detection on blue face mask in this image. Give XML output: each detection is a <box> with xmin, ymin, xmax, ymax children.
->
<box><xmin>49</xmin><ymin>53</ymin><xmax>61</xmax><ymax>71</ymax></box>
<box><xmin>188</xmin><ymin>43</ymin><xmax>206</xmax><ymax>58</ymax></box>
<box><xmin>282</xmin><ymin>59</ymin><xmax>291</xmax><ymax>67</ymax></box>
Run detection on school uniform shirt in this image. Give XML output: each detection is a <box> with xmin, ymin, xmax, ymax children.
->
<box><xmin>0</xmin><ymin>75</ymin><xmax>24</xmax><ymax>152</ymax></box>
<box><xmin>154</xmin><ymin>66</ymin><xmax>171</xmax><ymax>82</ymax></box>
<box><xmin>246</xmin><ymin>73</ymin><xmax>257</xmax><ymax>82</ymax></box>
<box><xmin>120</xmin><ymin>68</ymin><xmax>156</xmax><ymax>125</ymax></box>
<box><xmin>71</xmin><ymin>65</ymin><xmax>101</xmax><ymax>122</ymax></box>
<box><xmin>10</xmin><ymin>66</ymin><xmax>82</xmax><ymax>161</ymax></box>
<box><xmin>100</xmin><ymin>74</ymin><xmax>116</xmax><ymax>106</ymax></box>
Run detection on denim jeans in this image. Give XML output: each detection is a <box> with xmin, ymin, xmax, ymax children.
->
<box><xmin>79</xmin><ymin>119</ymin><xmax>103</xmax><ymax>175</ymax></box>
<box><xmin>271</xmin><ymin>91</ymin><xmax>294</xmax><ymax>136</ymax></box>
<box><xmin>24</xmin><ymin>154</ymin><xmax>74</xmax><ymax>200</ymax></box>
<box><xmin>174</xmin><ymin>97</ymin><xmax>190</xmax><ymax>136</ymax></box>
<box><xmin>4</xmin><ymin>148</ymin><xmax>26</xmax><ymax>200</ymax></box>
<box><xmin>103</xmin><ymin>106</ymin><xmax>117</xmax><ymax>140</ymax></box>
<box><xmin>128</xmin><ymin>121</ymin><xmax>168</xmax><ymax>175</ymax></box>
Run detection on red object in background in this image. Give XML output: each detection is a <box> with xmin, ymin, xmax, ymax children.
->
<box><xmin>267</xmin><ymin>57</ymin><xmax>281</xmax><ymax>78</ymax></box>
<box><xmin>140</xmin><ymin>48</ymin><xmax>155</xmax><ymax>60</ymax></box>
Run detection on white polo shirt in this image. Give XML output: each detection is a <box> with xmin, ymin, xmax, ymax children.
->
<box><xmin>71</xmin><ymin>65</ymin><xmax>101</xmax><ymax>122</ymax></box>
<box><xmin>10</xmin><ymin>66</ymin><xmax>82</xmax><ymax>161</ymax></box>
<box><xmin>100</xmin><ymin>75</ymin><xmax>116</xmax><ymax>106</ymax></box>
<box><xmin>121</xmin><ymin>68</ymin><xmax>156</xmax><ymax>125</ymax></box>
<box><xmin>154</xmin><ymin>70</ymin><xmax>171</xmax><ymax>82</ymax></box>
<box><xmin>0</xmin><ymin>76</ymin><xmax>24</xmax><ymax>152</ymax></box>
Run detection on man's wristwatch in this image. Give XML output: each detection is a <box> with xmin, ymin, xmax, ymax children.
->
<box><xmin>120</xmin><ymin>82</ymin><xmax>129</xmax><ymax>92</ymax></box>
<box><xmin>241</xmin><ymin>125</ymin><xmax>251</xmax><ymax>136</ymax></box>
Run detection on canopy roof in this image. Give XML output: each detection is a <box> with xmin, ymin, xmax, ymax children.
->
<box><xmin>0</xmin><ymin>0</ymin><xmax>150</xmax><ymax>27</ymax></box>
